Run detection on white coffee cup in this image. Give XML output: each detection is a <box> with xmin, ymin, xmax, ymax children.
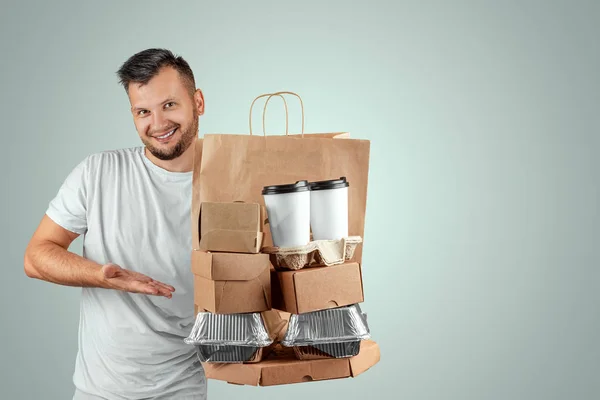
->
<box><xmin>309</xmin><ymin>177</ymin><xmax>349</xmax><ymax>240</ymax></box>
<box><xmin>262</xmin><ymin>180</ymin><xmax>311</xmax><ymax>248</ymax></box>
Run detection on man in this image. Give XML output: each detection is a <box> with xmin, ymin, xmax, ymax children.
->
<box><xmin>24</xmin><ymin>48</ymin><xmax>207</xmax><ymax>399</ymax></box>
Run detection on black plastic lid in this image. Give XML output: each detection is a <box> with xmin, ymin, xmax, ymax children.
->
<box><xmin>309</xmin><ymin>177</ymin><xmax>350</xmax><ymax>191</ymax></box>
<box><xmin>262</xmin><ymin>180</ymin><xmax>310</xmax><ymax>195</ymax></box>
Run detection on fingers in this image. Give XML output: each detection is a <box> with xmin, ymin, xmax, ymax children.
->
<box><xmin>129</xmin><ymin>281</ymin><xmax>160</xmax><ymax>296</ymax></box>
<box><xmin>148</xmin><ymin>281</ymin><xmax>174</xmax><ymax>298</ymax></box>
<box><xmin>129</xmin><ymin>282</ymin><xmax>172</xmax><ymax>298</ymax></box>
<box><xmin>130</xmin><ymin>272</ymin><xmax>175</xmax><ymax>294</ymax></box>
<box><xmin>102</xmin><ymin>265</ymin><xmax>176</xmax><ymax>298</ymax></box>
<box><xmin>129</xmin><ymin>281</ymin><xmax>174</xmax><ymax>298</ymax></box>
<box><xmin>150</xmin><ymin>279</ymin><xmax>176</xmax><ymax>293</ymax></box>
<box><xmin>140</xmin><ymin>276</ymin><xmax>176</xmax><ymax>297</ymax></box>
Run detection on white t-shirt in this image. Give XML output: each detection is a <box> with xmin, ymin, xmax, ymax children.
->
<box><xmin>45</xmin><ymin>146</ymin><xmax>206</xmax><ymax>400</ymax></box>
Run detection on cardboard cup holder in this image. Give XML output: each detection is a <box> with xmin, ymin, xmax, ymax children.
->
<box><xmin>262</xmin><ymin>236</ymin><xmax>362</xmax><ymax>271</ymax></box>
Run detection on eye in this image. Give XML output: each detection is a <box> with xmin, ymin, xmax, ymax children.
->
<box><xmin>165</xmin><ymin>102</ymin><xmax>176</xmax><ymax>108</ymax></box>
<box><xmin>137</xmin><ymin>110</ymin><xmax>149</xmax><ymax>116</ymax></box>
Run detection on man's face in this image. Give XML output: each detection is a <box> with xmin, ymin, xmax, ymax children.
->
<box><xmin>128</xmin><ymin>67</ymin><xmax>203</xmax><ymax>161</ymax></box>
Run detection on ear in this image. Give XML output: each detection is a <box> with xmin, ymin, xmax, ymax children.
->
<box><xmin>194</xmin><ymin>89</ymin><xmax>205</xmax><ymax>116</ymax></box>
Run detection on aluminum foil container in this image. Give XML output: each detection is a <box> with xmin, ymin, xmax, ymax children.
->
<box><xmin>195</xmin><ymin>344</ymin><xmax>266</xmax><ymax>363</ymax></box>
<box><xmin>293</xmin><ymin>340</ymin><xmax>361</xmax><ymax>360</ymax></box>
<box><xmin>184</xmin><ymin>312</ymin><xmax>272</xmax><ymax>347</ymax></box>
<box><xmin>282</xmin><ymin>304</ymin><xmax>371</xmax><ymax>346</ymax></box>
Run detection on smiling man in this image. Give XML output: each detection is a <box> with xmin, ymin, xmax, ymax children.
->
<box><xmin>24</xmin><ymin>49</ymin><xmax>207</xmax><ymax>400</ymax></box>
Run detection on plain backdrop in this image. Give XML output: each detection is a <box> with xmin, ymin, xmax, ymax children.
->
<box><xmin>1</xmin><ymin>1</ymin><xmax>599</xmax><ymax>399</ymax></box>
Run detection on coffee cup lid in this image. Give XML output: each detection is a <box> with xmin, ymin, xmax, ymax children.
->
<box><xmin>309</xmin><ymin>177</ymin><xmax>349</xmax><ymax>191</ymax></box>
<box><xmin>262</xmin><ymin>180</ymin><xmax>310</xmax><ymax>195</ymax></box>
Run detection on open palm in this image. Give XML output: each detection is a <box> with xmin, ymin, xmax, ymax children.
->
<box><xmin>101</xmin><ymin>263</ymin><xmax>175</xmax><ymax>298</ymax></box>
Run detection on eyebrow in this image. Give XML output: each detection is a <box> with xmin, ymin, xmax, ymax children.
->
<box><xmin>132</xmin><ymin>97</ymin><xmax>177</xmax><ymax>111</ymax></box>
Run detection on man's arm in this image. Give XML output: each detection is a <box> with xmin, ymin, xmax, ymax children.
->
<box><xmin>24</xmin><ymin>215</ymin><xmax>175</xmax><ymax>297</ymax></box>
<box><xmin>24</xmin><ymin>215</ymin><xmax>104</xmax><ymax>286</ymax></box>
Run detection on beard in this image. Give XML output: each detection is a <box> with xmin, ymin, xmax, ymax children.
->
<box><xmin>143</xmin><ymin>113</ymin><xmax>198</xmax><ymax>161</ymax></box>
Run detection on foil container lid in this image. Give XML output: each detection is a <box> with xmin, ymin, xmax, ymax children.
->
<box><xmin>282</xmin><ymin>304</ymin><xmax>371</xmax><ymax>346</ymax></box>
<box><xmin>184</xmin><ymin>312</ymin><xmax>273</xmax><ymax>347</ymax></box>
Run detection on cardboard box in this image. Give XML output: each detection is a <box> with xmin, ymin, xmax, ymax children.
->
<box><xmin>202</xmin><ymin>340</ymin><xmax>380</xmax><ymax>386</ymax></box>
<box><xmin>260</xmin><ymin>309</ymin><xmax>289</xmax><ymax>342</ymax></box>
<box><xmin>275</xmin><ymin>262</ymin><xmax>364</xmax><ymax>314</ymax></box>
<box><xmin>197</xmin><ymin>202</ymin><xmax>266</xmax><ymax>253</ymax></box>
<box><xmin>192</xmin><ymin>251</ymin><xmax>271</xmax><ymax>314</ymax></box>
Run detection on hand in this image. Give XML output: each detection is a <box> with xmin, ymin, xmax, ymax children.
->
<box><xmin>100</xmin><ymin>263</ymin><xmax>175</xmax><ymax>298</ymax></box>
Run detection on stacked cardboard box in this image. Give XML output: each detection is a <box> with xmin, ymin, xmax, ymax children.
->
<box><xmin>189</xmin><ymin>141</ymin><xmax>379</xmax><ymax>386</ymax></box>
<box><xmin>192</xmin><ymin>202</ymin><xmax>271</xmax><ymax>315</ymax></box>
<box><xmin>271</xmin><ymin>261</ymin><xmax>364</xmax><ymax>314</ymax></box>
<box><xmin>268</xmin><ymin>234</ymin><xmax>372</xmax><ymax>361</ymax></box>
<box><xmin>189</xmin><ymin>201</ymin><xmax>277</xmax><ymax>363</ymax></box>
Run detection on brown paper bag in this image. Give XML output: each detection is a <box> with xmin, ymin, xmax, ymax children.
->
<box><xmin>194</xmin><ymin>92</ymin><xmax>370</xmax><ymax>263</ymax></box>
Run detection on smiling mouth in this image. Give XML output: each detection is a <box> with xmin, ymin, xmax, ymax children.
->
<box><xmin>153</xmin><ymin>128</ymin><xmax>177</xmax><ymax>141</ymax></box>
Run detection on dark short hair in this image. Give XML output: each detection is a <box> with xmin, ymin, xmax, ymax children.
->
<box><xmin>116</xmin><ymin>48</ymin><xmax>196</xmax><ymax>95</ymax></box>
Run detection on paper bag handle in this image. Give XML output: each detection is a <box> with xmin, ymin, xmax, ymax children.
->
<box><xmin>263</xmin><ymin>91</ymin><xmax>305</xmax><ymax>137</ymax></box>
<box><xmin>249</xmin><ymin>93</ymin><xmax>289</xmax><ymax>136</ymax></box>
<box><xmin>249</xmin><ymin>91</ymin><xmax>305</xmax><ymax>137</ymax></box>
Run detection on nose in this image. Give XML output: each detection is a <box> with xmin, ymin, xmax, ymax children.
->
<box><xmin>151</xmin><ymin>110</ymin><xmax>169</xmax><ymax>131</ymax></box>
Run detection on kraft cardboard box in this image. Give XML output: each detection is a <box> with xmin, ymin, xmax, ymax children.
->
<box><xmin>192</xmin><ymin>251</ymin><xmax>272</xmax><ymax>314</ymax></box>
<box><xmin>197</xmin><ymin>202</ymin><xmax>266</xmax><ymax>254</ymax></box>
<box><xmin>202</xmin><ymin>340</ymin><xmax>380</xmax><ymax>386</ymax></box>
<box><xmin>275</xmin><ymin>262</ymin><xmax>364</xmax><ymax>314</ymax></box>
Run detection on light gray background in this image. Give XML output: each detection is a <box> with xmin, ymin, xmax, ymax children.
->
<box><xmin>1</xmin><ymin>1</ymin><xmax>599</xmax><ymax>399</ymax></box>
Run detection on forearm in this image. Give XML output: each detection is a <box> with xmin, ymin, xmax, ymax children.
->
<box><xmin>24</xmin><ymin>241</ymin><xmax>108</xmax><ymax>288</ymax></box>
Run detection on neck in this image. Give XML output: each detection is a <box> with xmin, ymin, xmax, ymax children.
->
<box><xmin>144</xmin><ymin>138</ymin><xmax>196</xmax><ymax>173</ymax></box>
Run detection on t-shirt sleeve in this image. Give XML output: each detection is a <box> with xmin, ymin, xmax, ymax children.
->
<box><xmin>45</xmin><ymin>156</ymin><xmax>91</xmax><ymax>235</ymax></box>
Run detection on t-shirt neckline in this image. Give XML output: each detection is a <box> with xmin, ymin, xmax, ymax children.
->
<box><xmin>140</xmin><ymin>147</ymin><xmax>193</xmax><ymax>181</ymax></box>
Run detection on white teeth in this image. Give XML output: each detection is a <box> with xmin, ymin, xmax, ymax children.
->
<box><xmin>157</xmin><ymin>129</ymin><xmax>175</xmax><ymax>139</ymax></box>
